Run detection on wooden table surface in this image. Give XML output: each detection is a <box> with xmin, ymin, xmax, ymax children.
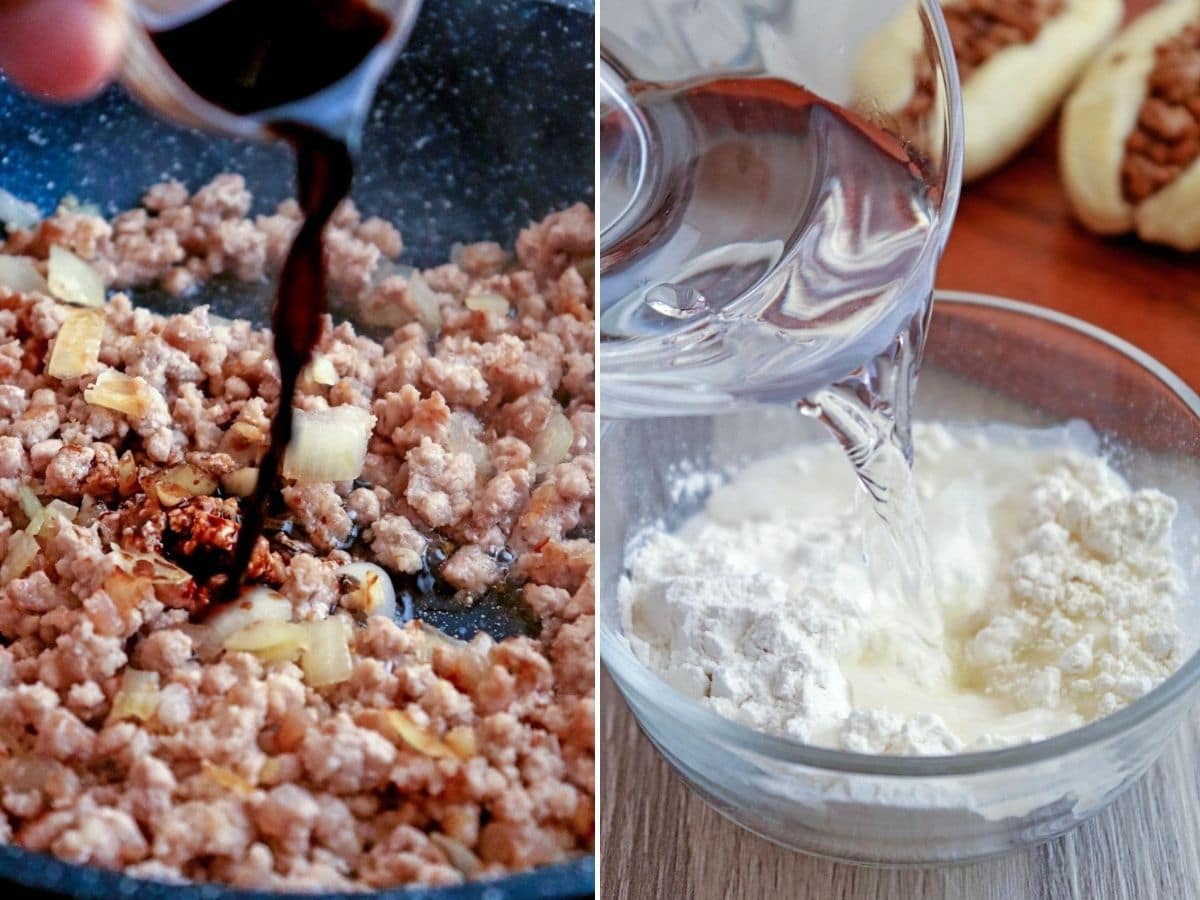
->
<box><xmin>600</xmin><ymin>2</ymin><xmax>1200</xmax><ymax>897</ymax></box>
<box><xmin>600</xmin><ymin>675</ymin><xmax>1200</xmax><ymax>900</ymax></box>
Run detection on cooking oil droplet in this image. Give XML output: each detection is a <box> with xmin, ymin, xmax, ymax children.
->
<box><xmin>645</xmin><ymin>283</ymin><xmax>708</xmax><ymax>319</ymax></box>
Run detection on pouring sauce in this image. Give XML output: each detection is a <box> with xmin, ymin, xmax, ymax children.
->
<box><xmin>148</xmin><ymin>0</ymin><xmax>393</xmax><ymax>596</ymax></box>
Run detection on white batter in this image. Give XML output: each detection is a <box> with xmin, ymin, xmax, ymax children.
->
<box><xmin>619</xmin><ymin>424</ymin><xmax>1185</xmax><ymax>754</ymax></box>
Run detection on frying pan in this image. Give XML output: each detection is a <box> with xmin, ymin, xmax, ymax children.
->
<box><xmin>0</xmin><ymin>0</ymin><xmax>595</xmax><ymax>895</ymax></box>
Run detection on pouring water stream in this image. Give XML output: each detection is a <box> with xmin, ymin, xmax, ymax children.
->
<box><xmin>599</xmin><ymin>67</ymin><xmax>956</xmax><ymax>636</ymax></box>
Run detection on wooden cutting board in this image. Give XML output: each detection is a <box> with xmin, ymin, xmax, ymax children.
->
<box><xmin>600</xmin><ymin>2</ymin><xmax>1200</xmax><ymax>898</ymax></box>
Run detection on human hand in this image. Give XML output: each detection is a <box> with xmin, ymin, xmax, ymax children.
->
<box><xmin>0</xmin><ymin>0</ymin><xmax>125</xmax><ymax>101</ymax></box>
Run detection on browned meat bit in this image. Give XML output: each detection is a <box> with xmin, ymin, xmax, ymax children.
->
<box><xmin>164</xmin><ymin>496</ymin><xmax>240</xmax><ymax>559</ymax></box>
<box><xmin>904</xmin><ymin>53</ymin><xmax>939</xmax><ymax>122</ymax></box>
<box><xmin>1122</xmin><ymin>22</ymin><xmax>1200</xmax><ymax>203</ymax></box>
<box><xmin>105</xmin><ymin>493</ymin><xmax>284</xmax><ymax>614</ymax></box>
<box><xmin>160</xmin><ymin>496</ymin><xmax>284</xmax><ymax>606</ymax></box>
<box><xmin>944</xmin><ymin>0</ymin><xmax>1065</xmax><ymax>79</ymax></box>
<box><xmin>904</xmin><ymin>0</ymin><xmax>1066</xmax><ymax>120</ymax></box>
<box><xmin>81</xmin><ymin>442</ymin><xmax>121</xmax><ymax>500</ymax></box>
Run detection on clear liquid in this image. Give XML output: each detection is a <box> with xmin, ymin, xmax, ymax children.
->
<box><xmin>600</xmin><ymin>69</ymin><xmax>942</xmax><ymax>614</ymax></box>
<box><xmin>600</xmin><ymin>68</ymin><xmax>937</xmax><ymax>414</ymax></box>
<box><xmin>802</xmin><ymin>307</ymin><xmax>940</xmax><ymax>624</ymax></box>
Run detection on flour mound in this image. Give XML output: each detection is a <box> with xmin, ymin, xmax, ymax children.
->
<box><xmin>619</xmin><ymin>425</ymin><xmax>1185</xmax><ymax>755</ymax></box>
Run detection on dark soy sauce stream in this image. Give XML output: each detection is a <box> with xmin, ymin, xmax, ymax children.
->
<box><xmin>227</xmin><ymin>129</ymin><xmax>354</xmax><ymax>595</ymax></box>
<box><xmin>148</xmin><ymin>0</ymin><xmax>390</xmax><ymax>597</ymax></box>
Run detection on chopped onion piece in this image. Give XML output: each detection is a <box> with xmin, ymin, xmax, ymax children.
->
<box><xmin>413</xmin><ymin>623</ymin><xmax>489</xmax><ymax>682</ymax></box>
<box><xmin>259</xmin><ymin>756</ymin><xmax>283</xmax><ymax>784</ymax></box>
<box><xmin>163</xmin><ymin>464</ymin><xmax>218</xmax><ymax>497</ymax></box>
<box><xmin>32</xmin><ymin>500</ymin><xmax>76</xmax><ymax>538</ymax></box>
<box><xmin>224</xmin><ymin>620</ymin><xmax>309</xmax><ymax>662</ymax></box>
<box><xmin>301</xmin><ymin>617</ymin><xmax>354</xmax><ymax>687</ymax></box>
<box><xmin>77</xmin><ymin>494</ymin><xmax>99</xmax><ymax>527</ymax></box>
<box><xmin>221</xmin><ymin>420</ymin><xmax>266</xmax><ymax>464</ymax></box>
<box><xmin>48</xmin><ymin>308</ymin><xmax>105</xmax><ymax>379</ymax></box>
<box><xmin>17</xmin><ymin>485</ymin><xmax>43</xmax><ymax>524</ymax></box>
<box><xmin>112</xmin><ymin>548</ymin><xmax>191</xmax><ymax>585</ymax></box>
<box><xmin>111</xmin><ymin>669</ymin><xmax>160</xmax><ymax>721</ymax></box>
<box><xmin>408</xmin><ymin>272</ymin><xmax>442</xmax><ymax>333</ymax></box>
<box><xmin>0</xmin><ymin>255</ymin><xmax>49</xmax><ymax>295</ymax></box>
<box><xmin>24</xmin><ymin>504</ymin><xmax>48</xmax><ymax>540</ymax></box>
<box><xmin>444</xmin><ymin>725</ymin><xmax>478</xmax><ymax>761</ymax></box>
<box><xmin>306</xmin><ymin>354</ymin><xmax>338</xmax><ymax>386</ymax></box>
<box><xmin>381</xmin><ymin>709</ymin><xmax>455</xmax><ymax>759</ymax></box>
<box><xmin>447</xmin><ymin>412</ymin><xmax>493</xmax><ymax>479</ymax></box>
<box><xmin>47</xmin><ymin>245</ymin><xmax>105</xmax><ymax>307</ymax></box>
<box><xmin>221</xmin><ymin>467</ymin><xmax>259</xmax><ymax>498</ymax></box>
<box><xmin>195</xmin><ymin>587</ymin><xmax>292</xmax><ymax>661</ymax></box>
<box><xmin>430</xmin><ymin>833</ymin><xmax>483</xmax><ymax>877</ymax></box>
<box><xmin>530</xmin><ymin>409</ymin><xmax>574</xmax><ymax>470</ymax></box>
<box><xmin>154</xmin><ymin>470</ymin><xmax>209</xmax><ymax>505</ymax></box>
<box><xmin>84</xmin><ymin>371</ymin><xmax>162</xmax><ymax>419</ymax></box>
<box><xmin>104</xmin><ymin>570</ymin><xmax>153</xmax><ymax>615</ymax></box>
<box><xmin>202</xmin><ymin>761</ymin><xmax>254</xmax><ymax>795</ymax></box>
<box><xmin>0</xmin><ymin>189</ymin><xmax>39</xmax><ymax>229</ymax></box>
<box><xmin>25</xmin><ymin>512</ymin><xmax>48</xmax><ymax>539</ymax></box>
<box><xmin>337</xmin><ymin>561</ymin><xmax>396</xmax><ymax>618</ymax></box>
<box><xmin>117</xmin><ymin>451</ymin><xmax>138</xmax><ymax>496</ymax></box>
<box><xmin>414</xmin><ymin>621</ymin><xmax>470</xmax><ymax>664</ymax></box>
<box><xmin>154</xmin><ymin>481</ymin><xmax>190</xmax><ymax>508</ymax></box>
<box><xmin>257</xmin><ymin>641</ymin><xmax>312</xmax><ymax>665</ymax></box>
<box><xmin>464</xmin><ymin>292</ymin><xmax>510</xmax><ymax>316</ymax></box>
<box><xmin>0</xmin><ymin>531</ymin><xmax>38</xmax><ymax>584</ymax></box>
<box><xmin>45</xmin><ymin>499</ymin><xmax>79</xmax><ymax>523</ymax></box>
<box><xmin>283</xmin><ymin>405</ymin><xmax>375</xmax><ymax>484</ymax></box>
<box><xmin>229</xmin><ymin>420</ymin><xmax>264</xmax><ymax>442</ymax></box>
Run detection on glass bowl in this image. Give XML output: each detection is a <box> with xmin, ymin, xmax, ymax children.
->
<box><xmin>599</xmin><ymin>291</ymin><xmax>1200</xmax><ymax>866</ymax></box>
<box><xmin>0</xmin><ymin>0</ymin><xmax>594</xmax><ymax>897</ymax></box>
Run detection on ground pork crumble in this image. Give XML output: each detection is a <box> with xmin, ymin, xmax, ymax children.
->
<box><xmin>904</xmin><ymin>0</ymin><xmax>1066</xmax><ymax>120</ymax></box>
<box><xmin>1122</xmin><ymin>20</ymin><xmax>1200</xmax><ymax>204</ymax></box>
<box><xmin>942</xmin><ymin>0</ymin><xmax>1065</xmax><ymax>81</ymax></box>
<box><xmin>0</xmin><ymin>175</ymin><xmax>595</xmax><ymax>891</ymax></box>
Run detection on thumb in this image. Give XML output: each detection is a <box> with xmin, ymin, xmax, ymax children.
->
<box><xmin>0</xmin><ymin>0</ymin><xmax>126</xmax><ymax>102</ymax></box>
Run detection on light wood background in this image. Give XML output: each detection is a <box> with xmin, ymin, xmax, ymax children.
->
<box><xmin>599</xmin><ymin>1</ymin><xmax>1200</xmax><ymax>897</ymax></box>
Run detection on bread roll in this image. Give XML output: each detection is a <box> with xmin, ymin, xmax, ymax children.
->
<box><xmin>1061</xmin><ymin>0</ymin><xmax>1200</xmax><ymax>250</ymax></box>
<box><xmin>857</xmin><ymin>0</ymin><xmax>1121</xmax><ymax>182</ymax></box>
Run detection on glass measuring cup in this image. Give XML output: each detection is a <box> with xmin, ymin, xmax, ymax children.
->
<box><xmin>121</xmin><ymin>0</ymin><xmax>424</xmax><ymax>145</ymax></box>
<box><xmin>599</xmin><ymin>0</ymin><xmax>964</xmax><ymax>418</ymax></box>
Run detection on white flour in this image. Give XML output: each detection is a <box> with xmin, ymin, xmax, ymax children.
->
<box><xmin>619</xmin><ymin>424</ymin><xmax>1185</xmax><ymax>754</ymax></box>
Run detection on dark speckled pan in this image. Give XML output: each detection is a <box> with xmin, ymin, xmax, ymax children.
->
<box><xmin>0</xmin><ymin>0</ymin><xmax>594</xmax><ymax>896</ymax></box>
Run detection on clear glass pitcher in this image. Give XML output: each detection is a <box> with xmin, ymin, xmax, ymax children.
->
<box><xmin>599</xmin><ymin>0</ymin><xmax>964</xmax><ymax>418</ymax></box>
